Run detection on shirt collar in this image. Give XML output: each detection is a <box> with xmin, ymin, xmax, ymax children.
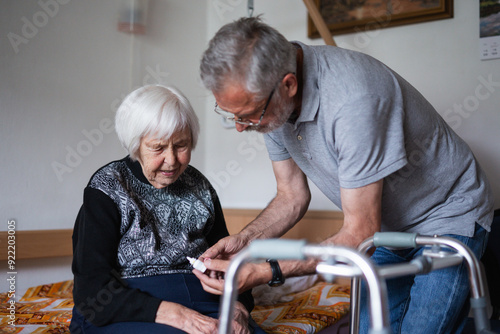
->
<box><xmin>290</xmin><ymin>41</ymin><xmax>320</xmax><ymax>130</ymax></box>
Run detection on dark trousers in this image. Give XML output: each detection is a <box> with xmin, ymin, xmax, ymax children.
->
<box><xmin>70</xmin><ymin>273</ymin><xmax>265</xmax><ymax>334</ymax></box>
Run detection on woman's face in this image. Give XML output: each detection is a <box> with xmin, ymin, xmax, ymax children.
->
<box><xmin>137</xmin><ymin>128</ymin><xmax>192</xmax><ymax>189</ymax></box>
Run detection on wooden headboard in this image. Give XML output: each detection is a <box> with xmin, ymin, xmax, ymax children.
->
<box><xmin>223</xmin><ymin>209</ymin><xmax>344</xmax><ymax>242</ymax></box>
<box><xmin>0</xmin><ymin>209</ymin><xmax>344</xmax><ymax>261</ymax></box>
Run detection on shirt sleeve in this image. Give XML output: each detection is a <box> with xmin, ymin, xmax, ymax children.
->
<box><xmin>335</xmin><ymin>95</ymin><xmax>408</xmax><ymax>189</ymax></box>
<box><xmin>72</xmin><ymin>187</ymin><xmax>162</xmax><ymax>326</ymax></box>
<box><xmin>263</xmin><ymin>132</ymin><xmax>291</xmax><ymax>162</ymax></box>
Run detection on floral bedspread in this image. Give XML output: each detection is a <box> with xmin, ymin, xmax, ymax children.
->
<box><xmin>0</xmin><ymin>280</ymin><xmax>350</xmax><ymax>334</ymax></box>
<box><xmin>0</xmin><ymin>280</ymin><xmax>73</xmax><ymax>333</ymax></box>
<box><xmin>252</xmin><ymin>282</ymin><xmax>350</xmax><ymax>334</ymax></box>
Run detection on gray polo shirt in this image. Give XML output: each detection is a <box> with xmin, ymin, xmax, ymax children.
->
<box><xmin>264</xmin><ymin>41</ymin><xmax>493</xmax><ymax>236</ymax></box>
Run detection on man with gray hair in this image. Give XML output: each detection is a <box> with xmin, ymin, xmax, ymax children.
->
<box><xmin>196</xmin><ymin>16</ymin><xmax>494</xmax><ymax>333</ymax></box>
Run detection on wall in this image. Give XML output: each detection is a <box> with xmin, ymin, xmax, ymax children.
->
<box><xmin>203</xmin><ymin>0</ymin><xmax>500</xmax><ymax>211</ymax></box>
<box><xmin>1</xmin><ymin>0</ymin><xmax>208</xmax><ymax>234</ymax></box>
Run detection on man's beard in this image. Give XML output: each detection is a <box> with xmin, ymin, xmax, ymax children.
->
<box><xmin>246</xmin><ymin>91</ymin><xmax>296</xmax><ymax>134</ymax></box>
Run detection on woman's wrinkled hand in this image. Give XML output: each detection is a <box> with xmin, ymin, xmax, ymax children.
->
<box><xmin>193</xmin><ymin>258</ymin><xmax>271</xmax><ymax>295</ymax></box>
<box><xmin>231</xmin><ymin>301</ymin><xmax>251</xmax><ymax>334</ymax></box>
<box><xmin>155</xmin><ymin>301</ymin><xmax>218</xmax><ymax>334</ymax></box>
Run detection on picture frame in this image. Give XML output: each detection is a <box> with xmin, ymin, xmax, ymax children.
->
<box><xmin>307</xmin><ymin>0</ymin><xmax>454</xmax><ymax>38</ymax></box>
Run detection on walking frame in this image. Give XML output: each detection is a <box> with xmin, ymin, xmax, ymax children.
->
<box><xmin>349</xmin><ymin>232</ymin><xmax>495</xmax><ymax>334</ymax></box>
<box><xmin>217</xmin><ymin>233</ymin><xmax>495</xmax><ymax>334</ymax></box>
<box><xmin>218</xmin><ymin>239</ymin><xmax>391</xmax><ymax>334</ymax></box>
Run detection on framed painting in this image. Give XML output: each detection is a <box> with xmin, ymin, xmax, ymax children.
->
<box><xmin>307</xmin><ymin>0</ymin><xmax>454</xmax><ymax>38</ymax></box>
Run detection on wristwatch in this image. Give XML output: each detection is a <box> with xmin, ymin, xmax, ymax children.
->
<box><xmin>266</xmin><ymin>259</ymin><xmax>285</xmax><ymax>287</ymax></box>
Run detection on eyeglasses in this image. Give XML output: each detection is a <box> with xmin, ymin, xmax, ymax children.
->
<box><xmin>214</xmin><ymin>88</ymin><xmax>275</xmax><ymax>126</ymax></box>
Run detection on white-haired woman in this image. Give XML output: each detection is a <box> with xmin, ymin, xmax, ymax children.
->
<box><xmin>70</xmin><ymin>85</ymin><xmax>263</xmax><ymax>334</ymax></box>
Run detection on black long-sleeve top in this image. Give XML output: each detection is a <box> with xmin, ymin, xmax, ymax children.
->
<box><xmin>72</xmin><ymin>157</ymin><xmax>252</xmax><ymax>326</ymax></box>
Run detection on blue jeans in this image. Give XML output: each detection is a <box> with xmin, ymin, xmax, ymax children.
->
<box><xmin>359</xmin><ymin>224</ymin><xmax>489</xmax><ymax>334</ymax></box>
<box><xmin>70</xmin><ymin>273</ymin><xmax>266</xmax><ymax>334</ymax></box>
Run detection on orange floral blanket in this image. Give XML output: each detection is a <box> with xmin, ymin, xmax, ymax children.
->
<box><xmin>0</xmin><ymin>280</ymin><xmax>349</xmax><ymax>334</ymax></box>
<box><xmin>0</xmin><ymin>280</ymin><xmax>73</xmax><ymax>333</ymax></box>
<box><xmin>252</xmin><ymin>282</ymin><xmax>350</xmax><ymax>334</ymax></box>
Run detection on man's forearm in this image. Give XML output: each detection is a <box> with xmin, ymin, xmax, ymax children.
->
<box><xmin>235</xmin><ymin>192</ymin><xmax>313</xmax><ymax>281</ymax></box>
<box><xmin>278</xmin><ymin>206</ymin><xmax>383</xmax><ymax>280</ymax></box>
<box><xmin>239</xmin><ymin>191</ymin><xmax>310</xmax><ymax>242</ymax></box>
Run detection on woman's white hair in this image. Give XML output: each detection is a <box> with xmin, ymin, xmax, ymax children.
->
<box><xmin>115</xmin><ymin>85</ymin><xmax>200</xmax><ymax>160</ymax></box>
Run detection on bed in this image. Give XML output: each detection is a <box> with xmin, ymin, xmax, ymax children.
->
<box><xmin>0</xmin><ymin>209</ymin><xmax>350</xmax><ymax>334</ymax></box>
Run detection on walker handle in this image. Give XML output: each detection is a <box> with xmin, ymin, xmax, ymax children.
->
<box><xmin>373</xmin><ymin>232</ymin><xmax>418</xmax><ymax>248</ymax></box>
<box><xmin>248</xmin><ymin>239</ymin><xmax>307</xmax><ymax>260</ymax></box>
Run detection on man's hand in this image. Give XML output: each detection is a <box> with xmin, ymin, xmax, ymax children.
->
<box><xmin>202</xmin><ymin>234</ymin><xmax>250</xmax><ymax>262</ymax></box>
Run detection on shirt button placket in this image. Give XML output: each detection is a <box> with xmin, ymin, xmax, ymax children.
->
<box><xmin>297</xmin><ymin>133</ymin><xmax>312</xmax><ymax>160</ymax></box>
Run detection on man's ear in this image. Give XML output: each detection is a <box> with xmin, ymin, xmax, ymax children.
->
<box><xmin>282</xmin><ymin>73</ymin><xmax>298</xmax><ymax>98</ymax></box>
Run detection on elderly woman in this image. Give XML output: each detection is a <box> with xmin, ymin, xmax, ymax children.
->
<box><xmin>70</xmin><ymin>85</ymin><xmax>263</xmax><ymax>334</ymax></box>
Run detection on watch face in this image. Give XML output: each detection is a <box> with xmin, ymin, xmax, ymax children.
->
<box><xmin>268</xmin><ymin>280</ymin><xmax>284</xmax><ymax>287</ymax></box>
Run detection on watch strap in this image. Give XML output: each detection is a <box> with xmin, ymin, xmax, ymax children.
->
<box><xmin>266</xmin><ymin>259</ymin><xmax>285</xmax><ymax>287</ymax></box>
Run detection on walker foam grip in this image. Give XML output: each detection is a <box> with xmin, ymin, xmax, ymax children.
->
<box><xmin>373</xmin><ymin>232</ymin><xmax>418</xmax><ymax>248</ymax></box>
<box><xmin>248</xmin><ymin>239</ymin><xmax>307</xmax><ymax>260</ymax></box>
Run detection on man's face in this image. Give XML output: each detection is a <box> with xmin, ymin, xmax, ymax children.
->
<box><xmin>213</xmin><ymin>82</ymin><xmax>295</xmax><ymax>133</ymax></box>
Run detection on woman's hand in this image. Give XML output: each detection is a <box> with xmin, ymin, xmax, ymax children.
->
<box><xmin>155</xmin><ymin>301</ymin><xmax>218</xmax><ymax>334</ymax></box>
<box><xmin>195</xmin><ymin>233</ymin><xmax>268</xmax><ymax>295</ymax></box>
<box><xmin>193</xmin><ymin>259</ymin><xmax>272</xmax><ymax>295</ymax></box>
<box><xmin>155</xmin><ymin>300</ymin><xmax>253</xmax><ymax>334</ymax></box>
<box><xmin>231</xmin><ymin>301</ymin><xmax>251</xmax><ymax>334</ymax></box>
